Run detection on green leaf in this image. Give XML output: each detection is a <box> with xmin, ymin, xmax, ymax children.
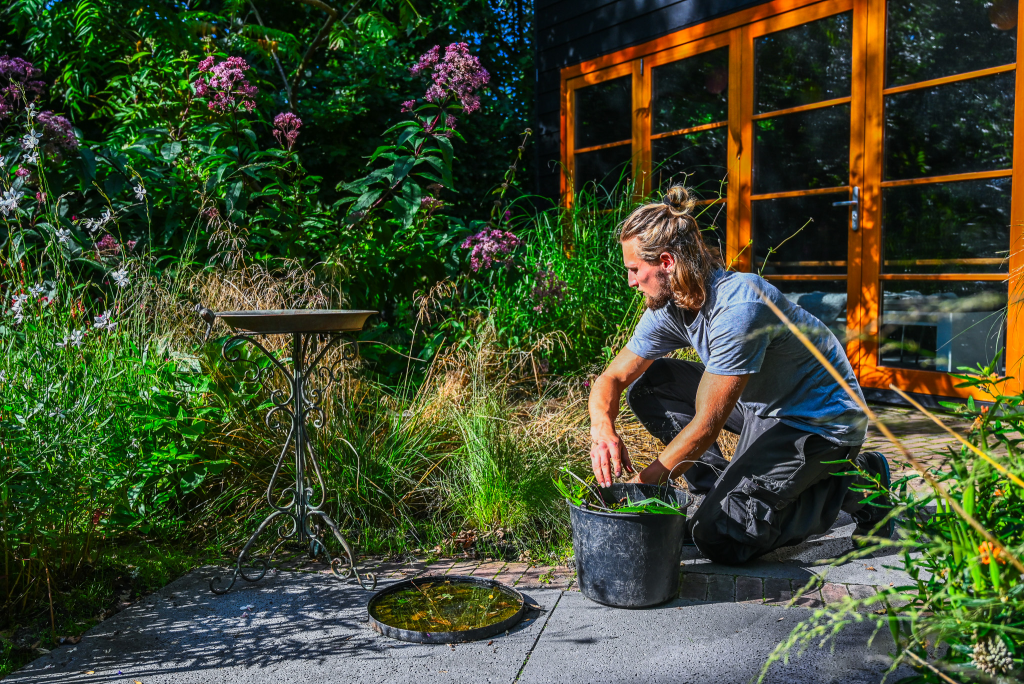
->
<box><xmin>399</xmin><ymin>180</ymin><xmax>422</xmax><ymax>229</ymax></box>
<box><xmin>160</xmin><ymin>142</ymin><xmax>183</xmax><ymax>161</ymax></box>
<box><xmin>225</xmin><ymin>180</ymin><xmax>244</xmax><ymax>214</ymax></box>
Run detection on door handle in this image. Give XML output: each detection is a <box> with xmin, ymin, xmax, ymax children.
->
<box><xmin>832</xmin><ymin>186</ymin><xmax>860</xmax><ymax>232</ymax></box>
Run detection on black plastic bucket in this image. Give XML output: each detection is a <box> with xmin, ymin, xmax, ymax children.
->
<box><xmin>569</xmin><ymin>483</ymin><xmax>689</xmax><ymax>608</ymax></box>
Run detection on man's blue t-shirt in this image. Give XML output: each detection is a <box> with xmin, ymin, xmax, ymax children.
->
<box><xmin>626</xmin><ymin>269</ymin><xmax>867</xmax><ymax>446</ymax></box>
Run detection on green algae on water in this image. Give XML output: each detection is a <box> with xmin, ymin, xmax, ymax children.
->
<box><xmin>370</xmin><ymin>579</ymin><xmax>521</xmax><ymax>633</ymax></box>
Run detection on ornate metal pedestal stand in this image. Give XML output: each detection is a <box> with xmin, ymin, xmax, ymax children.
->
<box><xmin>197</xmin><ymin>308</ymin><xmax>379</xmax><ymax>595</ymax></box>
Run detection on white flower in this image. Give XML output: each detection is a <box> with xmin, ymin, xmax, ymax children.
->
<box><xmin>10</xmin><ymin>293</ymin><xmax>28</xmax><ymax>323</ymax></box>
<box><xmin>56</xmin><ymin>329</ymin><xmax>85</xmax><ymax>348</ymax></box>
<box><xmin>28</xmin><ymin>284</ymin><xmax>44</xmax><ymax>297</ymax></box>
<box><xmin>55</xmin><ymin>227</ymin><xmax>72</xmax><ymax>245</ymax></box>
<box><xmin>20</xmin><ymin>129</ymin><xmax>41</xmax><ymax>150</ymax></box>
<box><xmin>25</xmin><ymin>150</ymin><xmax>39</xmax><ymax>165</ymax></box>
<box><xmin>82</xmin><ymin>208</ymin><xmax>113</xmax><ymax>235</ymax></box>
<box><xmin>111</xmin><ymin>269</ymin><xmax>129</xmax><ymax>289</ymax></box>
<box><xmin>133</xmin><ymin>184</ymin><xmax>147</xmax><ymax>202</ymax></box>
<box><xmin>93</xmin><ymin>310</ymin><xmax>115</xmax><ymax>331</ymax></box>
<box><xmin>0</xmin><ymin>188</ymin><xmax>22</xmax><ymax>217</ymax></box>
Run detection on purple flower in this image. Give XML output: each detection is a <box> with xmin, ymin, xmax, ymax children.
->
<box><xmin>530</xmin><ymin>264</ymin><xmax>568</xmax><ymax>313</ymax></box>
<box><xmin>36</xmin><ymin>111</ymin><xmax>78</xmax><ymax>152</ymax></box>
<box><xmin>401</xmin><ymin>100</ymin><xmax>416</xmax><ymax>113</ymax></box>
<box><xmin>192</xmin><ymin>56</ymin><xmax>257</xmax><ymax>113</ymax></box>
<box><xmin>95</xmin><ymin>234</ymin><xmax>120</xmax><ymax>254</ymax></box>
<box><xmin>460</xmin><ymin>227</ymin><xmax>521</xmax><ymax>272</ymax></box>
<box><xmin>15</xmin><ymin>167</ymin><xmax>29</xmax><ymax>178</ymax></box>
<box><xmin>420</xmin><ymin>196</ymin><xmax>444</xmax><ymax>214</ymax></box>
<box><xmin>410</xmin><ymin>43</ymin><xmax>489</xmax><ymax>114</ymax></box>
<box><xmin>0</xmin><ymin>56</ymin><xmax>45</xmax><ymax>120</ymax></box>
<box><xmin>272</xmin><ymin>112</ymin><xmax>302</xmax><ymax>150</ymax></box>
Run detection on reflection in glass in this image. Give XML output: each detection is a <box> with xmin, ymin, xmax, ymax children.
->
<box><xmin>752</xmin><ymin>195</ymin><xmax>849</xmax><ymax>275</ymax></box>
<box><xmin>754</xmin><ymin>105</ymin><xmax>849</xmax><ymax>193</ymax></box>
<box><xmin>887</xmin><ymin>0</ymin><xmax>1017</xmax><ymax>87</ymax></box>
<box><xmin>575</xmin><ymin>76</ymin><xmax>632</xmax><ymax>149</ymax></box>
<box><xmin>879</xmin><ymin>281</ymin><xmax>1007</xmax><ymax>374</ymax></box>
<box><xmin>696</xmin><ymin>202</ymin><xmax>727</xmax><ymax>264</ymax></box>
<box><xmin>884</xmin><ymin>73</ymin><xmax>1015</xmax><ymax>180</ymax></box>
<box><xmin>652</xmin><ymin>128</ymin><xmax>728</xmax><ymax>198</ymax></box>
<box><xmin>882</xmin><ymin>178</ymin><xmax>1011</xmax><ymax>274</ymax></box>
<box><xmin>652</xmin><ymin>48</ymin><xmax>729</xmax><ymax>134</ymax></box>
<box><xmin>574</xmin><ymin>145</ymin><xmax>633</xmax><ymax>196</ymax></box>
<box><xmin>776</xmin><ymin>280</ymin><xmax>849</xmax><ymax>344</ymax></box>
<box><xmin>755</xmin><ymin>12</ymin><xmax>852</xmax><ymax>113</ymax></box>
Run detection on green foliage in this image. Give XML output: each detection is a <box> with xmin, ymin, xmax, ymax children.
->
<box><xmin>761</xmin><ymin>356</ymin><xmax>1024</xmax><ymax>682</ymax></box>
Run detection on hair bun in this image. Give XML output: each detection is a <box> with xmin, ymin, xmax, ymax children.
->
<box><xmin>662</xmin><ymin>185</ymin><xmax>694</xmax><ymax>216</ymax></box>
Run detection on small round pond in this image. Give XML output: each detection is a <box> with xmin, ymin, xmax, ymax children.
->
<box><xmin>367</xmin><ymin>575</ymin><xmax>526</xmax><ymax>644</ymax></box>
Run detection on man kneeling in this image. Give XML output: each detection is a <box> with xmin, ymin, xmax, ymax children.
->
<box><xmin>588</xmin><ymin>185</ymin><xmax>891</xmax><ymax>565</ymax></box>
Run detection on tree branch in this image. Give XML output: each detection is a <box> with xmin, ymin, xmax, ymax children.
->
<box><xmin>290</xmin><ymin>0</ymin><xmax>361</xmax><ymax>83</ymax></box>
<box><xmin>248</xmin><ymin>1</ymin><xmax>295</xmax><ymax>111</ymax></box>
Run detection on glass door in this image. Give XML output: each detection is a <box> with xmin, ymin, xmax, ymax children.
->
<box><xmin>566</xmin><ymin>62</ymin><xmax>636</xmax><ymax>200</ymax></box>
<box><xmin>642</xmin><ymin>33</ymin><xmax>735</xmax><ymax>262</ymax></box>
<box><xmin>744</xmin><ymin>1</ymin><xmax>863</xmax><ymax>347</ymax></box>
<box><xmin>857</xmin><ymin>0</ymin><xmax>1018</xmax><ymax>395</ymax></box>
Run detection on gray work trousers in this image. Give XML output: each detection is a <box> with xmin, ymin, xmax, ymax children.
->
<box><xmin>627</xmin><ymin>358</ymin><xmax>873</xmax><ymax>565</ymax></box>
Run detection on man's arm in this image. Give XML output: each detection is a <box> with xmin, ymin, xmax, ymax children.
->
<box><xmin>589</xmin><ymin>348</ymin><xmax>653</xmax><ymax>487</ymax></box>
<box><xmin>633</xmin><ymin>372</ymin><xmax>749</xmax><ymax>485</ymax></box>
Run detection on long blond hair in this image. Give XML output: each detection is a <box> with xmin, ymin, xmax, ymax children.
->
<box><xmin>618</xmin><ymin>185</ymin><xmax>720</xmax><ymax>311</ymax></box>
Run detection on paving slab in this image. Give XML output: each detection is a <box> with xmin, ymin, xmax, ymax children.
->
<box><xmin>7</xmin><ymin>567</ymin><xmax>560</xmax><ymax>684</ymax></box>
<box><xmin>517</xmin><ymin>592</ymin><xmax>914</xmax><ymax>684</ymax></box>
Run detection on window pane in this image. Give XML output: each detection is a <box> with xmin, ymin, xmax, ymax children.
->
<box><xmin>753</xmin><ymin>105</ymin><xmax>850</xmax><ymax>194</ymax></box>
<box><xmin>652</xmin><ymin>48</ymin><xmax>729</xmax><ymax>133</ymax></box>
<box><xmin>752</xmin><ymin>195</ymin><xmax>849</xmax><ymax>275</ymax></box>
<box><xmin>574</xmin><ymin>76</ymin><xmax>632</xmax><ymax>149</ymax></box>
<box><xmin>886</xmin><ymin>0</ymin><xmax>1018</xmax><ymax>88</ymax></box>
<box><xmin>754</xmin><ymin>12</ymin><xmax>852</xmax><ymax>113</ymax></box>
<box><xmin>884</xmin><ymin>72</ymin><xmax>1015</xmax><ymax>181</ymax></box>
<box><xmin>574</xmin><ymin>145</ymin><xmax>632</xmax><ymax>196</ymax></box>
<box><xmin>778</xmin><ymin>281</ymin><xmax>849</xmax><ymax>344</ymax></box>
<box><xmin>697</xmin><ymin>202</ymin><xmax>728</xmax><ymax>264</ymax></box>
<box><xmin>882</xmin><ymin>178</ymin><xmax>1011</xmax><ymax>274</ymax></box>
<box><xmin>879</xmin><ymin>281</ymin><xmax>1007</xmax><ymax>374</ymax></box>
<box><xmin>652</xmin><ymin>127</ymin><xmax>728</xmax><ymax>198</ymax></box>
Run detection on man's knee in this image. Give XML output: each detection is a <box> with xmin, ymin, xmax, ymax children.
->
<box><xmin>626</xmin><ymin>357</ymin><xmax>672</xmax><ymax>411</ymax></box>
<box><xmin>690</xmin><ymin>478</ymin><xmax>783</xmax><ymax>565</ymax></box>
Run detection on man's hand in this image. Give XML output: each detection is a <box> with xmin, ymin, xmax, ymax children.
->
<box><xmin>590</xmin><ymin>429</ymin><xmax>633</xmax><ymax>487</ymax></box>
<box><xmin>588</xmin><ymin>349</ymin><xmax>653</xmax><ymax>488</ymax></box>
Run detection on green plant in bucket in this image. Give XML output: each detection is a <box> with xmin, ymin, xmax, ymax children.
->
<box><xmin>553</xmin><ymin>470</ymin><xmax>685</xmax><ymax>515</ymax></box>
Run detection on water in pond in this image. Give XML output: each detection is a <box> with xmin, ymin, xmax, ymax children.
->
<box><xmin>370</xmin><ymin>579</ymin><xmax>521</xmax><ymax>633</ymax></box>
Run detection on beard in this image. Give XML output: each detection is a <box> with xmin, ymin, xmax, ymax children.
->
<box><xmin>644</xmin><ymin>271</ymin><xmax>674</xmax><ymax>310</ymax></box>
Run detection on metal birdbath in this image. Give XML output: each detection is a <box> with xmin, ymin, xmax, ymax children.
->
<box><xmin>196</xmin><ymin>307</ymin><xmax>379</xmax><ymax>594</ymax></box>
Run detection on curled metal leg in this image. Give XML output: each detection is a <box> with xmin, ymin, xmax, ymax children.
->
<box><xmin>210</xmin><ymin>510</ymin><xmax>286</xmax><ymax>594</ymax></box>
<box><xmin>310</xmin><ymin>510</ymin><xmax>376</xmax><ymax>590</ymax></box>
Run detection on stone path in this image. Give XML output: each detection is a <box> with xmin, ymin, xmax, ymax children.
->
<box><xmin>10</xmin><ymin>506</ymin><xmax>916</xmax><ymax>684</ymax></box>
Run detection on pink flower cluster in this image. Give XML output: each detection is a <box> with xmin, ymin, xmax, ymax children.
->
<box><xmin>0</xmin><ymin>56</ymin><xmax>45</xmax><ymax>120</ymax></box>
<box><xmin>410</xmin><ymin>43</ymin><xmax>490</xmax><ymax>114</ymax></box>
<box><xmin>420</xmin><ymin>196</ymin><xmax>444</xmax><ymax>214</ymax></box>
<box><xmin>193</xmin><ymin>56</ymin><xmax>258</xmax><ymax>113</ymax></box>
<box><xmin>95</xmin><ymin>234</ymin><xmax>120</xmax><ymax>254</ymax></box>
<box><xmin>273</xmin><ymin>112</ymin><xmax>302</xmax><ymax>150</ymax></box>
<box><xmin>460</xmin><ymin>227</ymin><xmax>521</xmax><ymax>272</ymax></box>
<box><xmin>531</xmin><ymin>265</ymin><xmax>568</xmax><ymax>313</ymax></box>
<box><xmin>36</xmin><ymin>111</ymin><xmax>78</xmax><ymax>151</ymax></box>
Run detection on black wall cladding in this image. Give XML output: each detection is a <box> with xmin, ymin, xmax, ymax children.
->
<box><xmin>534</xmin><ymin>0</ymin><xmax>770</xmax><ymax>199</ymax></box>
